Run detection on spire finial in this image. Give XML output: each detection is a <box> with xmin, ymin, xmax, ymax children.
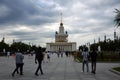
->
<box><xmin>60</xmin><ymin>12</ymin><xmax>63</xmax><ymax>26</ymax></box>
<box><xmin>60</xmin><ymin>12</ymin><xmax>62</xmax><ymax>23</ymax></box>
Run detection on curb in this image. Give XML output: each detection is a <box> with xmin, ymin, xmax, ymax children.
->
<box><xmin>109</xmin><ymin>69</ymin><xmax>120</xmax><ymax>75</ymax></box>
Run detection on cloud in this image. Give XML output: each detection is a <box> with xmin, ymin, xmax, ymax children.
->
<box><xmin>0</xmin><ymin>0</ymin><xmax>59</xmax><ymax>26</ymax></box>
<box><xmin>0</xmin><ymin>0</ymin><xmax>120</xmax><ymax>47</ymax></box>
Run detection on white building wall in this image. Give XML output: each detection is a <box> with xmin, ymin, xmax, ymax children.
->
<box><xmin>72</xmin><ymin>43</ymin><xmax>76</xmax><ymax>51</ymax></box>
<box><xmin>46</xmin><ymin>43</ymin><xmax>50</xmax><ymax>51</ymax></box>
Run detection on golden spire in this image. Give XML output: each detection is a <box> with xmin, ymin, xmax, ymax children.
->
<box><xmin>60</xmin><ymin>12</ymin><xmax>63</xmax><ymax>26</ymax></box>
<box><xmin>60</xmin><ymin>12</ymin><xmax>62</xmax><ymax>23</ymax></box>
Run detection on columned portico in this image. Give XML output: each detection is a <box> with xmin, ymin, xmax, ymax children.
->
<box><xmin>46</xmin><ymin>42</ymin><xmax>76</xmax><ymax>52</ymax></box>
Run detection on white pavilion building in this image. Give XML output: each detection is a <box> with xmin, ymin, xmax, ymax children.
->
<box><xmin>46</xmin><ymin>14</ymin><xmax>76</xmax><ymax>52</ymax></box>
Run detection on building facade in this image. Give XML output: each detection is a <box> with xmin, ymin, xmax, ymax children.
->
<box><xmin>46</xmin><ymin>14</ymin><xmax>76</xmax><ymax>52</ymax></box>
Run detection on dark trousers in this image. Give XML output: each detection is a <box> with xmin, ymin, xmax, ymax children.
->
<box><xmin>91</xmin><ymin>61</ymin><xmax>96</xmax><ymax>73</ymax></box>
<box><xmin>82</xmin><ymin>60</ymin><xmax>89</xmax><ymax>72</ymax></box>
<box><xmin>35</xmin><ymin>61</ymin><xmax>43</xmax><ymax>74</ymax></box>
<box><xmin>12</xmin><ymin>63</ymin><xmax>24</xmax><ymax>75</ymax></box>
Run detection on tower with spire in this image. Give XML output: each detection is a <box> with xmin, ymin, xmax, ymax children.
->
<box><xmin>1</xmin><ymin>36</ymin><xmax>5</xmax><ymax>43</ymax></box>
<box><xmin>114</xmin><ymin>30</ymin><xmax>117</xmax><ymax>40</ymax></box>
<box><xmin>46</xmin><ymin>13</ymin><xmax>76</xmax><ymax>52</ymax></box>
<box><xmin>55</xmin><ymin>13</ymin><xmax>68</xmax><ymax>42</ymax></box>
<box><xmin>104</xmin><ymin>35</ymin><xmax>106</xmax><ymax>42</ymax></box>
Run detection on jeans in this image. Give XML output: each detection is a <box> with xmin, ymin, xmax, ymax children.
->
<box><xmin>91</xmin><ymin>61</ymin><xmax>96</xmax><ymax>73</ymax></box>
<box><xmin>12</xmin><ymin>63</ymin><xmax>24</xmax><ymax>75</ymax></box>
<box><xmin>82</xmin><ymin>60</ymin><xmax>89</xmax><ymax>72</ymax></box>
<box><xmin>35</xmin><ymin>61</ymin><xmax>43</xmax><ymax>74</ymax></box>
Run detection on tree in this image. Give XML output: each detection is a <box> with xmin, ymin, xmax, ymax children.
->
<box><xmin>10</xmin><ymin>42</ymin><xmax>30</xmax><ymax>52</ymax></box>
<box><xmin>0</xmin><ymin>42</ymin><xmax>9</xmax><ymax>52</ymax></box>
<box><xmin>114</xmin><ymin>9</ymin><xmax>120</xmax><ymax>28</ymax></box>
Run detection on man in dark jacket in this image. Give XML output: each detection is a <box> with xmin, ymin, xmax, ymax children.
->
<box><xmin>35</xmin><ymin>47</ymin><xmax>44</xmax><ymax>76</ymax></box>
<box><xmin>90</xmin><ymin>49</ymin><xmax>97</xmax><ymax>74</ymax></box>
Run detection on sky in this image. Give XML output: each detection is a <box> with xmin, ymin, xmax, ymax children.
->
<box><xmin>0</xmin><ymin>0</ymin><xmax>120</xmax><ymax>48</ymax></box>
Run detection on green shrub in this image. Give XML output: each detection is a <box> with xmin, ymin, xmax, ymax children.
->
<box><xmin>113</xmin><ymin>67</ymin><xmax>120</xmax><ymax>72</ymax></box>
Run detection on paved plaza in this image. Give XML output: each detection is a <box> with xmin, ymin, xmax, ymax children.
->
<box><xmin>0</xmin><ymin>54</ymin><xmax>120</xmax><ymax>80</ymax></box>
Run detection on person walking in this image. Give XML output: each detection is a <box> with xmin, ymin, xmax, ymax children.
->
<box><xmin>7</xmin><ymin>51</ymin><xmax>10</xmax><ymax>58</ymax></box>
<box><xmin>82</xmin><ymin>49</ymin><xmax>89</xmax><ymax>72</ymax></box>
<box><xmin>12</xmin><ymin>50</ymin><xmax>24</xmax><ymax>77</ymax></box>
<box><xmin>47</xmin><ymin>51</ymin><xmax>51</xmax><ymax>62</ymax></box>
<box><xmin>35</xmin><ymin>47</ymin><xmax>44</xmax><ymax>76</ymax></box>
<box><xmin>90</xmin><ymin>48</ymin><xmax>97</xmax><ymax>74</ymax></box>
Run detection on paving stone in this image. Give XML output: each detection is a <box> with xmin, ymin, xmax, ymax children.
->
<box><xmin>0</xmin><ymin>54</ymin><xmax>120</xmax><ymax>80</ymax></box>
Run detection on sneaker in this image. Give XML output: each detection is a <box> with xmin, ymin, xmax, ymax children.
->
<box><xmin>41</xmin><ymin>72</ymin><xmax>43</xmax><ymax>75</ymax></box>
<box><xmin>92</xmin><ymin>71</ymin><xmax>96</xmax><ymax>74</ymax></box>
<box><xmin>17</xmin><ymin>71</ymin><xmax>19</xmax><ymax>74</ymax></box>
<box><xmin>20</xmin><ymin>73</ymin><xmax>23</xmax><ymax>75</ymax></box>
<box><xmin>93</xmin><ymin>72</ymin><xmax>96</xmax><ymax>74</ymax></box>
<box><xmin>35</xmin><ymin>73</ymin><xmax>39</xmax><ymax>76</ymax></box>
<box><xmin>12</xmin><ymin>73</ymin><xmax>14</xmax><ymax>77</ymax></box>
<box><xmin>81</xmin><ymin>71</ymin><xmax>84</xmax><ymax>72</ymax></box>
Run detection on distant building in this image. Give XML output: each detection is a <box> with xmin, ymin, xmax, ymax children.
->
<box><xmin>114</xmin><ymin>30</ymin><xmax>117</xmax><ymax>40</ymax></box>
<box><xmin>1</xmin><ymin>36</ymin><xmax>5</xmax><ymax>43</ymax></box>
<box><xmin>46</xmin><ymin>13</ymin><xmax>76</xmax><ymax>52</ymax></box>
<box><xmin>104</xmin><ymin>35</ymin><xmax>106</xmax><ymax>42</ymax></box>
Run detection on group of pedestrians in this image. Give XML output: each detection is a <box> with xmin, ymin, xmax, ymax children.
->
<box><xmin>11</xmin><ymin>47</ymin><xmax>97</xmax><ymax>77</ymax></box>
<box><xmin>12</xmin><ymin>47</ymin><xmax>44</xmax><ymax>77</ymax></box>
<box><xmin>82</xmin><ymin>48</ymin><xmax>97</xmax><ymax>74</ymax></box>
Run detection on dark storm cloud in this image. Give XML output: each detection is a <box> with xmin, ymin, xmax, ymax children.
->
<box><xmin>0</xmin><ymin>0</ymin><xmax>58</xmax><ymax>26</ymax></box>
<box><xmin>0</xmin><ymin>0</ymin><xmax>120</xmax><ymax>46</ymax></box>
<box><xmin>6</xmin><ymin>29</ymin><xmax>54</xmax><ymax>41</ymax></box>
<box><xmin>67</xmin><ymin>0</ymin><xmax>120</xmax><ymax>35</ymax></box>
<box><xmin>79</xmin><ymin>0</ymin><xmax>120</xmax><ymax>10</ymax></box>
<box><xmin>54</xmin><ymin>0</ymin><xmax>74</xmax><ymax>7</ymax></box>
<box><xmin>8</xmin><ymin>31</ymin><xmax>31</xmax><ymax>36</ymax></box>
<box><xmin>6</xmin><ymin>30</ymin><xmax>37</xmax><ymax>41</ymax></box>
